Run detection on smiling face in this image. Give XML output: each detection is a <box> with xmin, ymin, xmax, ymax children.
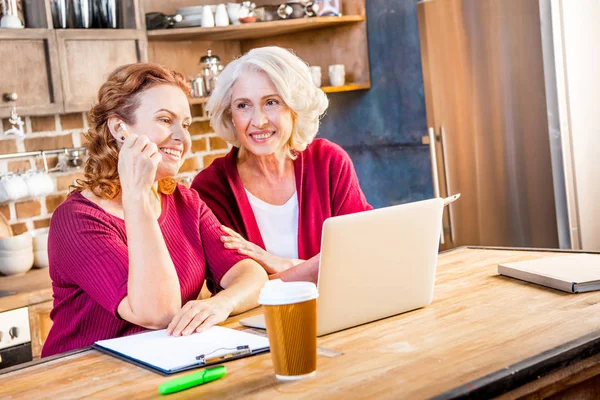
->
<box><xmin>125</xmin><ymin>84</ymin><xmax>192</xmax><ymax>180</ymax></box>
<box><xmin>230</xmin><ymin>69</ymin><xmax>294</xmax><ymax>158</ymax></box>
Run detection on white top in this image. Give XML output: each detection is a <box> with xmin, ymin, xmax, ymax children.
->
<box><xmin>245</xmin><ymin>189</ymin><xmax>299</xmax><ymax>260</ymax></box>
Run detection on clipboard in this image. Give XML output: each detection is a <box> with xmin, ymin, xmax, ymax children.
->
<box><xmin>93</xmin><ymin>326</ymin><xmax>270</xmax><ymax>376</ymax></box>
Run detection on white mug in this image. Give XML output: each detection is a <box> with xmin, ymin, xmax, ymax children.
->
<box><xmin>227</xmin><ymin>2</ymin><xmax>241</xmax><ymax>25</ymax></box>
<box><xmin>201</xmin><ymin>5</ymin><xmax>215</xmax><ymax>28</ymax></box>
<box><xmin>215</xmin><ymin>4</ymin><xmax>229</xmax><ymax>27</ymax></box>
<box><xmin>309</xmin><ymin>66</ymin><xmax>322</xmax><ymax>87</ymax></box>
<box><xmin>0</xmin><ymin>174</ymin><xmax>29</xmax><ymax>202</ymax></box>
<box><xmin>328</xmin><ymin>64</ymin><xmax>345</xmax><ymax>87</ymax></box>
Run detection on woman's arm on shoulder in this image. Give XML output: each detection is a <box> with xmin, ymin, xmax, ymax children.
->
<box><xmin>219</xmin><ymin>225</ymin><xmax>302</xmax><ymax>274</ymax></box>
<box><xmin>269</xmin><ymin>255</ymin><xmax>320</xmax><ymax>284</ymax></box>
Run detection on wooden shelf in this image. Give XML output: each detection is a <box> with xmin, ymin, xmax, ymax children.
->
<box><xmin>54</xmin><ymin>29</ymin><xmax>145</xmax><ymax>40</ymax></box>
<box><xmin>322</xmin><ymin>82</ymin><xmax>371</xmax><ymax>93</ymax></box>
<box><xmin>147</xmin><ymin>15</ymin><xmax>366</xmax><ymax>41</ymax></box>
<box><xmin>190</xmin><ymin>97</ymin><xmax>209</xmax><ymax>105</ymax></box>
<box><xmin>188</xmin><ymin>82</ymin><xmax>370</xmax><ymax>105</ymax></box>
<box><xmin>0</xmin><ymin>28</ymin><xmax>50</xmax><ymax>39</ymax></box>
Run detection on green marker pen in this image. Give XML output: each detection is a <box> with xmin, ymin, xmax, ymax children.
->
<box><xmin>159</xmin><ymin>366</ymin><xmax>227</xmax><ymax>395</ymax></box>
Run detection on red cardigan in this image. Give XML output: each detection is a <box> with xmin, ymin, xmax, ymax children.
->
<box><xmin>191</xmin><ymin>138</ymin><xmax>372</xmax><ymax>259</ymax></box>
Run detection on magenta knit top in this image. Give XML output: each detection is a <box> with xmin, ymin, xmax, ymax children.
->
<box><xmin>41</xmin><ymin>185</ymin><xmax>246</xmax><ymax>357</ymax></box>
<box><xmin>191</xmin><ymin>138</ymin><xmax>372</xmax><ymax>260</ymax></box>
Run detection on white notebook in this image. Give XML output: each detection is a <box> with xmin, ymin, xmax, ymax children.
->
<box><xmin>498</xmin><ymin>253</ymin><xmax>600</xmax><ymax>293</ymax></box>
<box><xmin>94</xmin><ymin>326</ymin><xmax>270</xmax><ymax>375</ymax></box>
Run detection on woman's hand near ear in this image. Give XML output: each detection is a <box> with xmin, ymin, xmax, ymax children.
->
<box><xmin>118</xmin><ymin>134</ymin><xmax>161</xmax><ymax>196</ymax></box>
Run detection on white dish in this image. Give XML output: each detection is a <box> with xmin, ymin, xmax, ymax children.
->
<box><xmin>0</xmin><ymin>231</ymin><xmax>32</xmax><ymax>251</ymax></box>
<box><xmin>33</xmin><ymin>249</ymin><xmax>49</xmax><ymax>269</ymax></box>
<box><xmin>0</xmin><ymin>247</ymin><xmax>34</xmax><ymax>275</ymax></box>
<box><xmin>32</xmin><ymin>227</ymin><xmax>49</xmax><ymax>251</ymax></box>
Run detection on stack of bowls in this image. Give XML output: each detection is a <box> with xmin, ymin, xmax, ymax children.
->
<box><xmin>32</xmin><ymin>228</ymin><xmax>50</xmax><ymax>269</ymax></box>
<box><xmin>0</xmin><ymin>232</ymin><xmax>34</xmax><ymax>276</ymax></box>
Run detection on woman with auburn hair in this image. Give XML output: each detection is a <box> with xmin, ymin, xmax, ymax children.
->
<box><xmin>191</xmin><ymin>46</ymin><xmax>371</xmax><ymax>284</ymax></box>
<box><xmin>42</xmin><ymin>63</ymin><xmax>267</xmax><ymax>357</ymax></box>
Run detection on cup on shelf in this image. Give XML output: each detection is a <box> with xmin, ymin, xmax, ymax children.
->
<box><xmin>258</xmin><ymin>279</ymin><xmax>318</xmax><ymax>380</ymax></box>
<box><xmin>215</xmin><ymin>4</ymin><xmax>229</xmax><ymax>27</ymax></box>
<box><xmin>309</xmin><ymin>66</ymin><xmax>322</xmax><ymax>87</ymax></box>
<box><xmin>201</xmin><ymin>5</ymin><xmax>215</xmax><ymax>28</ymax></box>
<box><xmin>227</xmin><ymin>3</ymin><xmax>241</xmax><ymax>25</ymax></box>
<box><xmin>328</xmin><ymin>64</ymin><xmax>345</xmax><ymax>87</ymax></box>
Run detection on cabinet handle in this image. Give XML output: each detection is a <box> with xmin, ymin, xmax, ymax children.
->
<box><xmin>2</xmin><ymin>92</ymin><xmax>18</xmax><ymax>102</ymax></box>
<box><xmin>439</xmin><ymin>126</ymin><xmax>455</xmax><ymax>243</ymax></box>
<box><xmin>427</xmin><ymin>127</ymin><xmax>444</xmax><ymax>244</ymax></box>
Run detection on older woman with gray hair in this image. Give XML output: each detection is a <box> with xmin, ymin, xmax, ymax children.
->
<box><xmin>191</xmin><ymin>46</ymin><xmax>371</xmax><ymax>283</ymax></box>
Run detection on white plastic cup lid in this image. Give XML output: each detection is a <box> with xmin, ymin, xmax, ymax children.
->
<box><xmin>258</xmin><ymin>279</ymin><xmax>318</xmax><ymax>306</ymax></box>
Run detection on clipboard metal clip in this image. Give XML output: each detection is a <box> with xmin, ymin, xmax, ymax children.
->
<box><xmin>196</xmin><ymin>345</ymin><xmax>252</xmax><ymax>365</ymax></box>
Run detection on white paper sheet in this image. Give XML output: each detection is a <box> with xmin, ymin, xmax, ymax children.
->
<box><xmin>95</xmin><ymin>326</ymin><xmax>270</xmax><ymax>373</ymax></box>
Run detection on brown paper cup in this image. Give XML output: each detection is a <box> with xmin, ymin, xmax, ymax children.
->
<box><xmin>259</xmin><ymin>280</ymin><xmax>318</xmax><ymax>380</ymax></box>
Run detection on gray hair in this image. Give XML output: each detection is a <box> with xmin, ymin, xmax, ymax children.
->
<box><xmin>206</xmin><ymin>46</ymin><xmax>329</xmax><ymax>156</ymax></box>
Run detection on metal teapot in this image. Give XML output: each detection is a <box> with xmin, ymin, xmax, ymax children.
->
<box><xmin>200</xmin><ymin>49</ymin><xmax>224</xmax><ymax>96</ymax></box>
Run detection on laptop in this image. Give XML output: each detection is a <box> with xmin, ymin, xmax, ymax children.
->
<box><xmin>240</xmin><ymin>195</ymin><xmax>457</xmax><ymax>336</ymax></box>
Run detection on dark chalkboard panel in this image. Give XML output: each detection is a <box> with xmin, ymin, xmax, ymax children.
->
<box><xmin>320</xmin><ymin>0</ymin><xmax>433</xmax><ymax>206</ymax></box>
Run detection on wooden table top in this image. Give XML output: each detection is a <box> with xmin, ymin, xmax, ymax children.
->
<box><xmin>2</xmin><ymin>247</ymin><xmax>600</xmax><ymax>399</ymax></box>
<box><xmin>0</xmin><ymin>267</ymin><xmax>52</xmax><ymax>313</ymax></box>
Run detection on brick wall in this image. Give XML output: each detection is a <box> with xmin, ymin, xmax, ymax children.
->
<box><xmin>0</xmin><ymin>103</ymin><xmax>229</xmax><ymax>234</ymax></box>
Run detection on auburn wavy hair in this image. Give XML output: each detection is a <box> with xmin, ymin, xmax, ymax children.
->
<box><xmin>74</xmin><ymin>63</ymin><xmax>190</xmax><ymax>199</ymax></box>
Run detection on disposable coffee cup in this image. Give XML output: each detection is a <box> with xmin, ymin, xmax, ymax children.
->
<box><xmin>258</xmin><ymin>279</ymin><xmax>318</xmax><ymax>380</ymax></box>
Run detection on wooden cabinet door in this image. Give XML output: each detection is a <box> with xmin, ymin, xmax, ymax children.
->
<box><xmin>0</xmin><ymin>30</ymin><xmax>63</xmax><ymax>119</ymax></box>
<box><xmin>28</xmin><ymin>301</ymin><xmax>54</xmax><ymax>359</ymax></box>
<box><xmin>55</xmin><ymin>30</ymin><xmax>148</xmax><ymax>113</ymax></box>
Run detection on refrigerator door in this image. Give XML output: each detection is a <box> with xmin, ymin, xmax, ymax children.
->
<box><xmin>418</xmin><ymin>0</ymin><xmax>559</xmax><ymax>248</ymax></box>
<box><xmin>546</xmin><ymin>0</ymin><xmax>600</xmax><ymax>250</ymax></box>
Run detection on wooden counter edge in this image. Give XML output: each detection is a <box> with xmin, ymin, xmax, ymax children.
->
<box><xmin>435</xmin><ymin>329</ymin><xmax>600</xmax><ymax>399</ymax></box>
<box><xmin>0</xmin><ymin>347</ymin><xmax>89</xmax><ymax>376</ymax></box>
<box><xmin>0</xmin><ymin>289</ymin><xmax>53</xmax><ymax>314</ymax></box>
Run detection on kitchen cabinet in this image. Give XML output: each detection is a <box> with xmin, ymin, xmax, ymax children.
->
<box><xmin>0</xmin><ymin>30</ymin><xmax>63</xmax><ymax>118</ymax></box>
<box><xmin>0</xmin><ymin>0</ymin><xmax>146</xmax><ymax>118</ymax></box>
<box><xmin>56</xmin><ymin>30</ymin><xmax>147</xmax><ymax>112</ymax></box>
<box><xmin>143</xmin><ymin>0</ymin><xmax>370</xmax><ymax>93</ymax></box>
<box><xmin>28</xmin><ymin>300</ymin><xmax>53</xmax><ymax>359</ymax></box>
